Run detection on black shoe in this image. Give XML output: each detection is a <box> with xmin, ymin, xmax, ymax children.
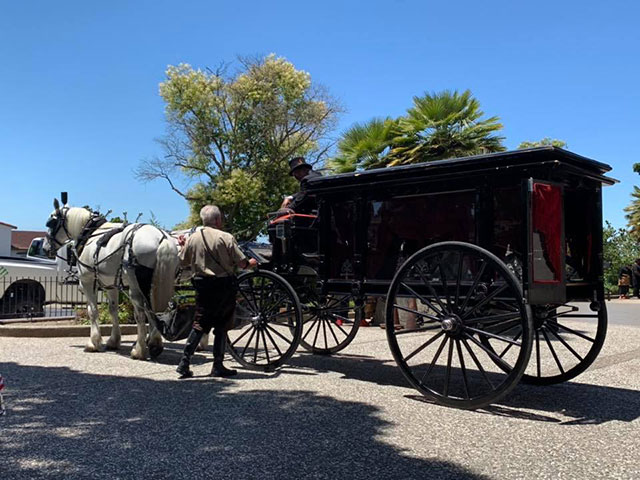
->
<box><xmin>176</xmin><ymin>363</ymin><xmax>194</xmax><ymax>379</ymax></box>
<box><xmin>210</xmin><ymin>364</ymin><xmax>237</xmax><ymax>377</ymax></box>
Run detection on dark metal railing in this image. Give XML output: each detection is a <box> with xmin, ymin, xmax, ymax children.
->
<box><xmin>0</xmin><ymin>276</ymin><xmax>105</xmax><ymax>321</ymax></box>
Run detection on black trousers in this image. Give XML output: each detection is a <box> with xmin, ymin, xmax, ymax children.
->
<box><xmin>192</xmin><ymin>276</ymin><xmax>237</xmax><ymax>335</ymax></box>
<box><xmin>180</xmin><ymin>276</ymin><xmax>237</xmax><ymax>367</ymax></box>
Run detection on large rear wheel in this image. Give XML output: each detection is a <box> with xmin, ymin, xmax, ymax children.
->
<box><xmin>520</xmin><ymin>301</ymin><xmax>607</xmax><ymax>385</ymax></box>
<box><xmin>386</xmin><ymin>242</ymin><xmax>533</xmax><ymax>409</ymax></box>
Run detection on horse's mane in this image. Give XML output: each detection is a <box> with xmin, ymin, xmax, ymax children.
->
<box><xmin>65</xmin><ymin>207</ymin><xmax>93</xmax><ymax>240</ymax></box>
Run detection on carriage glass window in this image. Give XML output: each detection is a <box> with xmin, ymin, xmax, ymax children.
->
<box><xmin>493</xmin><ymin>186</ymin><xmax>524</xmax><ymax>279</ymax></box>
<box><xmin>531</xmin><ymin>182</ymin><xmax>563</xmax><ymax>284</ymax></box>
<box><xmin>328</xmin><ymin>201</ymin><xmax>357</xmax><ymax>279</ymax></box>
<box><xmin>365</xmin><ymin>191</ymin><xmax>476</xmax><ymax>280</ymax></box>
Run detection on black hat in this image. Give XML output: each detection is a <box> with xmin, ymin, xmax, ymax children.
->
<box><xmin>288</xmin><ymin>156</ymin><xmax>312</xmax><ymax>175</ymax></box>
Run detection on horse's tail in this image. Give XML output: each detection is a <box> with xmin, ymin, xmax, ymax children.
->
<box><xmin>150</xmin><ymin>237</ymin><xmax>179</xmax><ymax>312</ymax></box>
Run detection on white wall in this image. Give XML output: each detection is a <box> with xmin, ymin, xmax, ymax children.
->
<box><xmin>0</xmin><ymin>225</ymin><xmax>12</xmax><ymax>256</ymax></box>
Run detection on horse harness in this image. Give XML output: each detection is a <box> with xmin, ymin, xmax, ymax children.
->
<box><xmin>60</xmin><ymin>213</ymin><xmax>169</xmax><ymax>293</ymax></box>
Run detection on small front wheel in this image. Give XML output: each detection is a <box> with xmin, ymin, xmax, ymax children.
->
<box><xmin>299</xmin><ymin>293</ymin><xmax>362</xmax><ymax>355</ymax></box>
<box><xmin>227</xmin><ymin>270</ymin><xmax>302</xmax><ymax>371</ymax></box>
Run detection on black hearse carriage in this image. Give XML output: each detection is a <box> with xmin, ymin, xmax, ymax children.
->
<box><xmin>226</xmin><ymin>147</ymin><xmax>615</xmax><ymax>409</ymax></box>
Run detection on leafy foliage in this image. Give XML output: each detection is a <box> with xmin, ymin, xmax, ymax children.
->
<box><xmin>603</xmin><ymin>221</ymin><xmax>640</xmax><ymax>293</ymax></box>
<box><xmin>138</xmin><ymin>55</ymin><xmax>342</xmax><ymax>239</ymax></box>
<box><xmin>328</xmin><ymin>90</ymin><xmax>505</xmax><ymax>172</ymax></box>
<box><xmin>386</xmin><ymin>90</ymin><xmax>505</xmax><ymax>167</ymax></box>
<box><xmin>76</xmin><ymin>296</ymin><xmax>135</xmax><ymax>325</ymax></box>
<box><xmin>624</xmin><ymin>185</ymin><xmax>640</xmax><ymax>241</ymax></box>
<box><xmin>517</xmin><ymin>138</ymin><xmax>567</xmax><ymax>149</ymax></box>
<box><xmin>329</xmin><ymin>118</ymin><xmax>399</xmax><ymax>173</ymax></box>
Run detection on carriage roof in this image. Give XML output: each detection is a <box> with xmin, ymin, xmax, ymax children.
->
<box><xmin>307</xmin><ymin>147</ymin><xmax>616</xmax><ymax>193</ymax></box>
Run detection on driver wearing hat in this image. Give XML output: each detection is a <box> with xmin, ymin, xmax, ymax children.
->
<box><xmin>280</xmin><ymin>156</ymin><xmax>322</xmax><ymax>214</ymax></box>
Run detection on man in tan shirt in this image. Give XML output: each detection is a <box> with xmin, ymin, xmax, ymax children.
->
<box><xmin>177</xmin><ymin>205</ymin><xmax>257</xmax><ymax>378</ymax></box>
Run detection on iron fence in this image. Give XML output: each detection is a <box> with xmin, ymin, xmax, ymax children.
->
<box><xmin>0</xmin><ymin>276</ymin><xmax>106</xmax><ymax>321</ymax></box>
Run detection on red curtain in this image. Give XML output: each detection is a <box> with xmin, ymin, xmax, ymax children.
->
<box><xmin>532</xmin><ymin>183</ymin><xmax>562</xmax><ymax>283</ymax></box>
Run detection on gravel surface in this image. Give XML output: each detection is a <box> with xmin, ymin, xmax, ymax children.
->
<box><xmin>1</xmin><ymin>304</ymin><xmax>638</xmax><ymax>480</ymax></box>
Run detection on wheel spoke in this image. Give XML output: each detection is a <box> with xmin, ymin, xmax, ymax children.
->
<box><xmin>329</xmin><ymin>315</ymin><xmax>351</xmax><ymax>336</ymax></box>
<box><xmin>265</xmin><ymin>323</ymin><xmax>294</xmax><ymax>345</ymax></box>
<box><xmin>325</xmin><ymin>317</ymin><xmax>341</xmax><ymax>345</ymax></box>
<box><xmin>240</xmin><ymin>327</ymin><xmax>257</xmax><ymax>358</ymax></box>
<box><xmin>464</xmin><ymin>333</ymin><xmax>513</xmax><ymax>373</ymax></box>
<box><xmin>454</xmin><ymin>252</ymin><xmax>464</xmax><ymax>311</ymax></box>
<box><xmin>461</xmin><ymin>284</ymin><xmax>508</xmax><ymax>320</ymax></box>
<box><xmin>492</xmin><ymin>319</ymin><xmax>523</xmax><ymax>336</ymax></box>
<box><xmin>230</xmin><ymin>324</ymin><xmax>253</xmax><ymax>347</ymax></box>
<box><xmin>253</xmin><ymin>327</ymin><xmax>261</xmax><ymax>363</ymax></box>
<box><xmin>438</xmin><ymin>262</ymin><xmax>453</xmax><ymax>309</ymax></box>
<box><xmin>301</xmin><ymin>317</ymin><xmax>320</xmax><ymax>341</ymax></box>
<box><xmin>263</xmin><ymin>326</ymin><xmax>283</xmax><ymax>357</ymax></box>
<box><xmin>456</xmin><ymin>339</ymin><xmax>470</xmax><ymax>399</ymax></box>
<box><xmin>258</xmin><ymin>277</ymin><xmax>267</xmax><ymax>311</ymax></box>
<box><xmin>312</xmin><ymin>316</ymin><xmax>322</xmax><ymax>348</ymax></box>
<box><xmin>400</xmin><ymin>282</ymin><xmax>444</xmax><ymax>318</ymax></box>
<box><xmin>414</xmin><ymin>265</ymin><xmax>449</xmax><ymax>314</ymax></box>
<box><xmin>465</xmin><ymin>326</ymin><xmax>522</xmax><ymax>346</ymax></box>
<box><xmin>555</xmin><ymin>323</ymin><xmax>596</xmax><ymax>343</ymax></box>
<box><xmin>323</xmin><ymin>318</ymin><xmax>330</xmax><ymax>349</ymax></box>
<box><xmin>420</xmin><ymin>335</ymin><xmax>449</xmax><ymax>384</ymax></box>
<box><xmin>395</xmin><ymin>324</ymin><xmax>442</xmax><ymax>336</ymax></box>
<box><xmin>546</xmin><ymin>326</ymin><xmax>584</xmax><ymax>362</ymax></box>
<box><xmin>461</xmin><ymin>337</ymin><xmax>494</xmax><ymax>388</ymax></box>
<box><xmin>541</xmin><ymin>328</ymin><xmax>564</xmax><ymax>374</ymax></box>
<box><xmin>238</xmin><ymin>288</ymin><xmax>258</xmax><ymax>315</ymax></box>
<box><xmin>464</xmin><ymin>312</ymin><xmax>522</xmax><ymax>325</ymax></box>
<box><xmin>458</xmin><ymin>260</ymin><xmax>487</xmax><ymax>313</ymax></box>
<box><xmin>498</xmin><ymin>331</ymin><xmax>522</xmax><ymax>358</ymax></box>
<box><xmin>443</xmin><ymin>338</ymin><xmax>454</xmax><ymax>396</ymax></box>
<box><xmin>403</xmin><ymin>330</ymin><xmax>446</xmax><ymax>362</ymax></box>
<box><xmin>393</xmin><ymin>303</ymin><xmax>441</xmax><ymax>322</ymax></box>
<box><xmin>268</xmin><ymin>309</ymin><xmax>297</xmax><ymax>320</ymax></box>
<box><xmin>260</xmin><ymin>329</ymin><xmax>271</xmax><ymax>364</ymax></box>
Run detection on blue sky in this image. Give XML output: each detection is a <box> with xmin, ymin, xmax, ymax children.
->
<box><xmin>1</xmin><ymin>0</ymin><xmax>638</xmax><ymax>231</ymax></box>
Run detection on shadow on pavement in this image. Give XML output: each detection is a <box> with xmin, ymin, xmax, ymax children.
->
<box><xmin>288</xmin><ymin>352</ymin><xmax>640</xmax><ymax>425</ymax></box>
<box><xmin>0</xmin><ymin>362</ymin><xmax>484</xmax><ymax>480</ymax></box>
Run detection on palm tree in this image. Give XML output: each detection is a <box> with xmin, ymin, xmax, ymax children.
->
<box><xmin>624</xmin><ymin>185</ymin><xmax>640</xmax><ymax>240</ymax></box>
<box><xmin>328</xmin><ymin>117</ymin><xmax>399</xmax><ymax>173</ymax></box>
<box><xmin>386</xmin><ymin>90</ymin><xmax>505</xmax><ymax>166</ymax></box>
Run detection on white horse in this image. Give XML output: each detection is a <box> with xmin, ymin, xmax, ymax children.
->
<box><xmin>45</xmin><ymin>198</ymin><xmax>180</xmax><ymax>359</ymax></box>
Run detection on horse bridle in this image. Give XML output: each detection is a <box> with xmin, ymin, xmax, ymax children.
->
<box><xmin>46</xmin><ymin>206</ymin><xmax>71</xmax><ymax>251</ymax></box>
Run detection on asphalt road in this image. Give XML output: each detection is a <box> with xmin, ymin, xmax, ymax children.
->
<box><xmin>0</xmin><ymin>302</ymin><xmax>638</xmax><ymax>479</ymax></box>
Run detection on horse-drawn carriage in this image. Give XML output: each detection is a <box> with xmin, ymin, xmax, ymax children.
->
<box><xmin>226</xmin><ymin>146</ymin><xmax>615</xmax><ymax>409</ymax></box>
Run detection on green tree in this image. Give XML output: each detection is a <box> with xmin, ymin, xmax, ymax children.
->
<box><xmin>624</xmin><ymin>186</ymin><xmax>640</xmax><ymax>240</ymax></box>
<box><xmin>603</xmin><ymin>221</ymin><xmax>640</xmax><ymax>293</ymax></box>
<box><xmin>328</xmin><ymin>117</ymin><xmax>399</xmax><ymax>173</ymax></box>
<box><xmin>517</xmin><ymin>138</ymin><xmax>567</xmax><ymax>149</ymax></box>
<box><xmin>137</xmin><ymin>55</ymin><xmax>342</xmax><ymax>239</ymax></box>
<box><xmin>385</xmin><ymin>89</ymin><xmax>505</xmax><ymax>167</ymax></box>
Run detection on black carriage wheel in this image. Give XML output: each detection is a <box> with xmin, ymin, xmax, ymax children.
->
<box><xmin>298</xmin><ymin>294</ymin><xmax>363</xmax><ymax>355</ymax></box>
<box><xmin>385</xmin><ymin>242</ymin><xmax>533</xmax><ymax>410</ymax></box>
<box><xmin>519</xmin><ymin>301</ymin><xmax>607</xmax><ymax>385</ymax></box>
<box><xmin>226</xmin><ymin>270</ymin><xmax>302</xmax><ymax>371</ymax></box>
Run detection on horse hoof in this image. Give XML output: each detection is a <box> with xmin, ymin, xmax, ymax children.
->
<box><xmin>130</xmin><ymin>349</ymin><xmax>148</xmax><ymax>360</ymax></box>
<box><xmin>149</xmin><ymin>344</ymin><xmax>164</xmax><ymax>359</ymax></box>
<box><xmin>105</xmin><ymin>341</ymin><xmax>120</xmax><ymax>351</ymax></box>
<box><xmin>85</xmin><ymin>343</ymin><xmax>105</xmax><ymax>353</ymax></box>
